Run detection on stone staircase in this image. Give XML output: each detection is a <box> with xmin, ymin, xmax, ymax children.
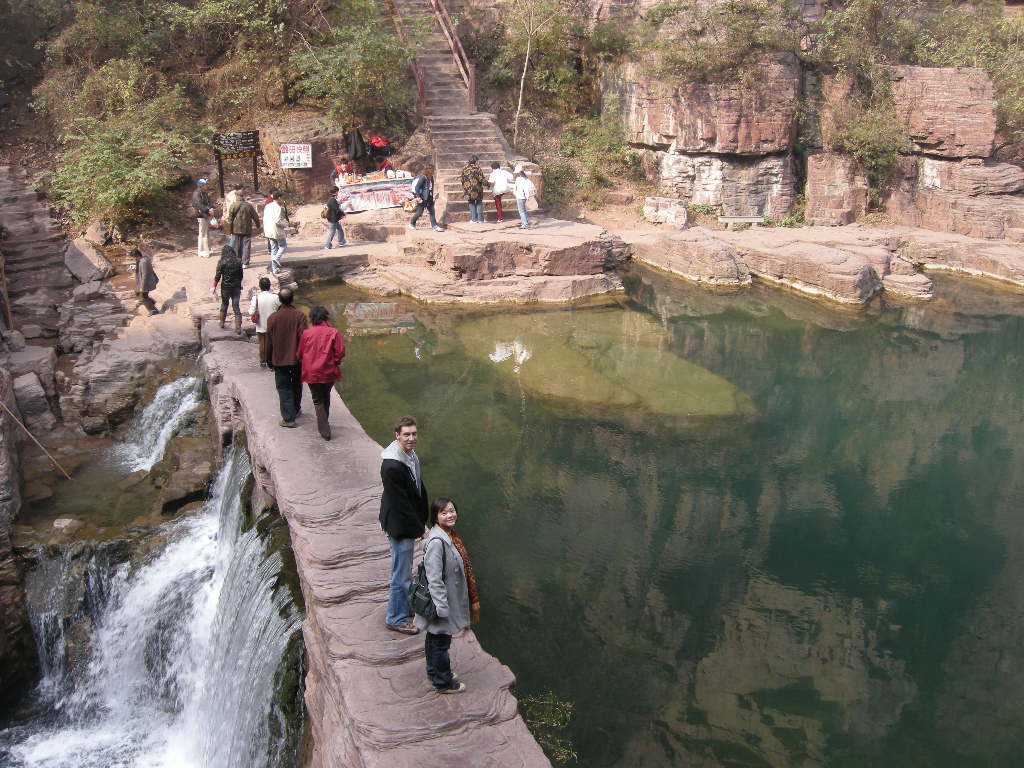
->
<box><xmin>0</xmin><ymin>167</ymin><xmax>73</xmax><ymax>342</ymax></box>
<box><xmin>390</xmin><ymin>0</ymin><xmax>521</xmax><ymax>222</ymax></box>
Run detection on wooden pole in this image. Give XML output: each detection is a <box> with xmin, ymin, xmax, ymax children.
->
<box><xmin>252</xmin><ymin>154</ymin><xmax>259</xmax><ymax>193</ymax></box>
<box><xmin>217</xmin><ymin>155</ymin><xmax>225</xmax><ymax>199</ymax></box>
<box><xmin>0</xmin><ymin>398</ymin><xmax>72</xmax><ymax>480</ymax></box>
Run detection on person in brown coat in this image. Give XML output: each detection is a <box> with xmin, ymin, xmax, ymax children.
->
<box><xmin>265</xmin><ymin>287</ymin><xmax>308</xmax><ymax>427</ymax></box>
<box><xmin>225</xmin><ymin>185</ymin><xmax>262</xmax><ymax>268</ymax></box>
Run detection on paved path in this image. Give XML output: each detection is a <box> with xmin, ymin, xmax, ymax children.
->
<box><xmin>202</xmin><ymin>340</ymin><xmax>550</xmax><ymax>767</ymax></box>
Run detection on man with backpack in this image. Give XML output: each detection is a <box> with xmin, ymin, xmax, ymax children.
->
<box><xmin>459</xmin><ymin>155</ymin><xmax>486</xmax><ymax>223</ymax></box>
<box><xmin>323</xmin><ymin>187</ymin><xmax>348</xmax><ymax>249</ymax></box>
<box><xmin>225</xmin><ymin>186</ymin><xmax>262</xmax><ymax>267</ymax></box>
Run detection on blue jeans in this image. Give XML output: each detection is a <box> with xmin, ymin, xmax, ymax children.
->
<box><xmin>386</xmin><ymin>535</ymin><xmax>415</xmax><ymax>627</ymax></box>
<box><xmin>219</xmin><ymin>286</ymin><xmax>241</xmax><ymax>316</ymax></box>
<box><xmin>425</xmin><ymin>632</ymin><xmax>455</xmax><ymax>690</ymax></box>
<box><xmin>516</xmin><ymin>198</ymin><xmax>530</xmax><ymax>228</ymax></box>
<box><xmin>325</xmin><ymin>221</ymin><xmax>347</xmax><ymax>247</ymax></box>
<box><xmin>230</xmin><ymin>234</ymin><xmax>253</xmax><ymax>264</ymax></box>
<box><xmin>410</xmin><ymin>199</ymin><xmax>438</xmax><ymax>228</ymax></box>
<box><xmin>269</xmin><ymin>237</ymin><xmax>287</xmax><ymax>272</ymax></box>
<box><xmin>468</xmin><ymin>198</ymin><xmax>483</xmax><ymax>222</ymax></box>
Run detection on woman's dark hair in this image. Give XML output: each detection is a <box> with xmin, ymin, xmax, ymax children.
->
<box><xmin>310</xmin><ymin>305</ymin><xmax>330</xmax><ymax>325</ymax></box>
<box><xmin>429</xmin><ymin>497</ymin><xmax>457</xmax><ymax>527</ymax></box>
<box><xmin>221</xmin><ymin>244</ymin><xmax>237</xmax><ymax>259</ymax></box>
<box><xmin>130</xmin><ymin>247</ymin><xmax>143</xmax><ymax>260</ymax></box>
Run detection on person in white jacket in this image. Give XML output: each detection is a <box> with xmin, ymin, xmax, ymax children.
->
<box><xmin>248</xmin><ymin>276</ymin><xmax>281</xmax><ymax>367</ymax></box>
<box><xmin>487</xmin><ymin>161</ymin><xmax>514</xmax><ymax>223</ymax></box>
<box><xmin>262</xmin><ymin>191</ymin><xmax>289</xmax><ymax>274</ymax></box>
<box><xmin>513</xmin><ymin>164</ymin><xmax>536</xmax><ymax>229</ymax></box>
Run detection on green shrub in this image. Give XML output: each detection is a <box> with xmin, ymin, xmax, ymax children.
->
<box><xmin>687</xmin><ymin>203</ymin><xmax>718</xmax><ymax>217</ymax></box>
<box><xmin>50</xmin><ymin>89</ymin><xmax>197</xmax><ymax>226</ymax></box>
<box><xmin>520</xmin><ymin>690</ymin><xmax>577</xmax><ymax>765</ymax></box>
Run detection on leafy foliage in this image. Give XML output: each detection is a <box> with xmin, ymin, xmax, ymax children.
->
<box><xmin>520</xmin><ymin>690</ymin><xmax>577</xmax><ymax>764</ymax></box>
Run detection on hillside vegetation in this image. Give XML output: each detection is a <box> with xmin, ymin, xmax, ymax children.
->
<box><xmin>5</xmin><ymin>0</ymin><xmax>413</xmax><ymax>226</ymax></box>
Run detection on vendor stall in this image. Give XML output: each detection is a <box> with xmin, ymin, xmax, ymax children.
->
<box><xmin>337</xmin><ymin>175</ymin><xmax>416</xmax><ymax>213</ymax></box>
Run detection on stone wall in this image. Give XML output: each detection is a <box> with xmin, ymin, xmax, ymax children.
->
<box><xmin>615</xmin><ymin>54</ymin><xmax>799</xmax><ymax>217</ymax></box>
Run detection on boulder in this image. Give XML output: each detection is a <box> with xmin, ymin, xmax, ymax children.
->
<box><xmin>642</xmin><ymin>197</ymin><xmax>690</xmax><ymax>228</ymax></box>
<box><xmin>643</xmin><ymin>151</ymin><xmax>795</xmax><ymax>217</ymax></box>
<box><xmin>64</xmin><ymin>238</ymin><xmax>115</xmax><ymax>283</ymax></box>
<box><xmin>7</xmin><ymin>345</ymin><xmax>58</xmax><ymax>397</ymax></box>
<box><xmin>889</xmin><ymin>66</ymin><xmax>997</xmax><ymax>158</ymax></box>
<box><xmin>160</xmin><ymin>437</ymin><xmax>214</xmax><ymax>513</ymax></box>
<box><xmin>625</xmin><ymin>230</ymin><xmax>751</xmax><ymax>287</ymax></box>
<box><xmin>619</xmin><ymin>54</ymin><xmax>800</xmax><ymax>155</ymax></box>
<box><xmin>883</xmin><ymin>272</ymin><xmax>935</xmax><ymax>299</ymax></box>
<box><xmin>805</xmin><ymin>153</ymin><xmax>869</xmax><ymax>226</ymax></box>
<box><xmin>401</xmin><ymin>220</ymin><xmax>629</xmax><ymax>280</ymax></box>
<box><xmin>13</xmin><ymin>371</ymin><xmax>55</xmax><ymax>433</ymax></box>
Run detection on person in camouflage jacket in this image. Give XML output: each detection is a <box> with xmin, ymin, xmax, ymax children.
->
<box><xmin>459</xmin><ymin>156</ymin><xmax>486</xmax><ymax>223</ymax></box>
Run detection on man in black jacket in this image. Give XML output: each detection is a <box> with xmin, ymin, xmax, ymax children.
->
<box><xmin>324</xmin><ymin>186</ymin><xmax>347</xmax><ymax>249</ymax></box>
<box><xmin>192</xmin><ymin>178</ymin><xmax>213</xmax><ymax>258</ymax></box>
<box><xmin>379</xmin><ymin>415</ymin><xmax>428</xmax><ymax>634</ymax></box>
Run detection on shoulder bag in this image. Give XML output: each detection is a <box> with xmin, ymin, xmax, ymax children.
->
<box><xmin>409</xmin><ymin>539</ymin><xmax>446</xmax><ymax>621</ymax></box>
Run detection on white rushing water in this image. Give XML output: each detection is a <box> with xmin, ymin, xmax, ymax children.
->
<box><xmin>1</xmin><ymin>449</ymin><xmax>304</xmax><ymax>768</ymax></box>
<box><xmin>114</xmin><ymin>376</ymin><xmax>206</xmax><ymax>473</ymax></box>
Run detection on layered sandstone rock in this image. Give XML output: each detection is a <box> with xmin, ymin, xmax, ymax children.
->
<box><xmin>621</xmin><ymin>54</ymin><xmax>800</xmax><ymax>155</ymax></box>
<box><xmin>642</xmin><ymin>197</ymin><xmax>689</xmax><ymax>227</ymax></box>
<box><xmin>889</xmin><ymin>66</ymin><xmax>997</xmax><ymax>158</ymax></box>
<box><xmin>616</xmin><ymin>54</ymin><xmax>799</xmax><ymax>217</ymax></box>
<box><xmin>624</xmin><ymin>230</ymin><xmax>751</xmax><ymax>287</ymax></box>
<box><xmin>902</xmin><ymin>229</ymin><xmax>1024</xmax><ymax>287</ymax></box>
<box><xmin>64</xmin><ymin>237</ymin><xmax>115</xmax><ymax>284</ymax></box>
<box><xmin>646</xmin><ymin>152</ymin><xmax>796</xmax><ymax>217</ymax></box>
<box><xmin>805</xmin><ymin>153</ymin><xmax>869</xmax><ymax>226</ymax></box>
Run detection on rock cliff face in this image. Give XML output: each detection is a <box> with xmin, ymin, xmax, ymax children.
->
<box><xmin>615</xmin><ymin>54</ymin><xmax>799</xmax><ymax>217</ymax></box>
<box><xmin>805</xmin><ymin>153</ymin><xmax>869</xmax><ymax>226</ymax></box>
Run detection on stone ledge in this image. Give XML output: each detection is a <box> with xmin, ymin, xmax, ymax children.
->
<box><xmin>202</xmin><ymin>340</ymin><xmax>550</xmax><ymax>768</ymax></box>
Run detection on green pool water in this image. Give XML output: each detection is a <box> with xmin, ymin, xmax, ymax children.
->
<box><xmin>305</xmin><ymin>268</ymin><xmax>1024</xmax><ymax>767</ymax></box>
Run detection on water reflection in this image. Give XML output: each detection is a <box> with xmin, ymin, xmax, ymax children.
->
<box><xmin>304</xmin><ymin>270</ymin><xmax>1024</xmax><ymax>767</ymax></box>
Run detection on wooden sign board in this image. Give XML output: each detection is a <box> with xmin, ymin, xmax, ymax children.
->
<box><xmin>212</xmin><ymin>131</ymin><xmax>262</xmax><ymax>196</ymax></box>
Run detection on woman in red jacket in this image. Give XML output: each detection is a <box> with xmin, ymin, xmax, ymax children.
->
<box><xmin>297</xmin><ymin>306</ymin><xmax>346</xmax><ymax>440</ymax></box>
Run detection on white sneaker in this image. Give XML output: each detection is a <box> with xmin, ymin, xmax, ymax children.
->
<box><xmin>408</xmin><ymin>223</ymin><xmax>417</xmax><ymax>229</ymax></box>
<box><xmin>432</xmin><ymin>225</ymin><xmax>445</xmax><ymax>232</ymax></box>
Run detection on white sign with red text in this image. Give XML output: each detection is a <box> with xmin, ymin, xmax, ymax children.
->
<box><xmin>279</xmin><ymin>143</ymin><xmax>312</xmax><ymax>169</ymax></box>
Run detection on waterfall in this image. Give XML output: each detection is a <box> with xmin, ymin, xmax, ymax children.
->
<box><xmin>0</xmin><ymin>449</ymin><xmax>304</xmax><ymax>768</ymax></box>
<box><xmin>114</xmin><ymin>376</ymin><xmax>205</xmax><ymax>472</ymax></box>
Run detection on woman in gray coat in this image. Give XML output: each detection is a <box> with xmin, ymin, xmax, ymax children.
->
<box><xmin>132</xmin><ymin>247</ymin><xmax>159</xmax><ymax>315</ymax></box>
<box><xmin>414</xmin><ymin>497</ymin><xmax>480</xmax><ymax>693</ymax></box>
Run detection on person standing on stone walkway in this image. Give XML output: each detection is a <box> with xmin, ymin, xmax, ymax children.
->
<box><xmin>248</xmin><ymin>276</ymin><xmax>280</xmax><ymax>368</ymax></box>
<box><xmin>324</xmin><ymin>186</ymin><xmax>348</xmax><ymax>249</ymax></box>
<box><xmin>225</xmin><ymin>185</ymin><xmax>261</xmax><ymax>268</ymax></box>
<box><xmin>265</xmin><ymin>288</ymin><xmax>308</xmax><ymax>428</ymax></box>
<box><xmin>132</xmin><ymin>247</ymin><xmax>159</xmax><ymax>315</ymax></box>
<box><xmin>459</xmin><ymin>155</ymin><xmax>486</xmax><ymax>223</ymax></box>
<box><xmin>262</xmin><ymin>190</ymin><xmax>289</xmax><ymax>275</ymax></box>
<box><xmin>408</xmin><ymin>166</ymin><xmax>444</xmax><ymax>232</ymax></box>
<box><xmin>379</xmin><ymin>416</ymin><xmax>429</xmax><ymax>635</ymax></box>
<box><xmin>488</xmin><ymin>161</ymin><xmax>514</xmax><ymax>223</ymax></box>
<box><xmin>414</xmin><ymin>497</ymin><xmax>478</xmax><ymax>693</ymax></box>
<box><xmin>513</xmin><ymin>164</ymin><xmax>537</xmax><ymax>230</ymax></box>
<box><xmin>191</xmin><ymin>178</ymin><xmax>213</xmax><ymax>258</ymax></box>
<box><xmin>212</xmin><ymin>244</ymin><xmax>244</xmax><ymax>334</ymax></box>
<box><xmin>296</xmin><ymin>306</ymin><xmax>345</xmax><ymax>440</ymax></box>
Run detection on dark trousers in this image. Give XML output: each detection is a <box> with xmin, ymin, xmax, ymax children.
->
<box><xmin>273</xmin><ymin>363</ymin><xmax>303</xmax><ymax>421</ymax></box>
<box><xmin>424</xmin><ymin>631</ymin><xmax>454</xmax><ymax>690</ymax></box>
<box><xmin>230</xmin><ymin>234</ymin><xmax>253</xmax><ymax>265</ymax></box>
<box><xmin>258</xmin><ymin>333</ymin><xmax>267</xmax><ymax>364</ymax></box>
<box><xmin>307</xmin><ymin>382</ymin><xmax>332</xmax><ymax>415</ymax></box>
<box><xmin>410</xmin><ymin>198</ymin><xmax>438</xmax><ymax>228</ymax></box>
<box><xmin>220</xmin><ymin>286</ymin><xmax>241</xmax><ymax>316</ymax></box>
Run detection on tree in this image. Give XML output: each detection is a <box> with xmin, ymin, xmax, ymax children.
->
<box><xmin>507</xmin><ymin>0</ymin><xmax>565</xmax><ymax>148</ymax></box>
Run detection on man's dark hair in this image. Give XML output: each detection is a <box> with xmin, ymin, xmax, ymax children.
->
<box><xmin>278</xmin><ymin>287</ymin><xmax>294</xmax><ymax>305</ymax></box>
<box><xmin>394</xmin><ymin>415</ymin><xmax>417</xmax><ymax>434</ymax></box>
<box><xmin>259</xmin><ymin>277</ymin><xmax>271</xmax><ymax>291</ymax></box>
<box><xmin>310</xmin><ymin>305</ymin><xmax>330</xmax><ymax>325</ymax></box>
<box><xmin>469</xmin><ymin>155</ymin><xmax>478</xmax><ymax>164</ymax></box>
<box><xmin>491</xmin><ymin>161</ymin><xmax>500</xmax><ymax>169</ymax></box>
<box><xmin>130</xmin><ymin>247</ymin><xmax>143</xmax><ymax>260</ymax></box>
<box><xmin>271</xmin><ymin>190</ymin><xmax>282</xmax><ymax>200</ymax></box>
<box><xmin>329</xmin><ymin>186</ymin><xmax>339</xmax><ymax>194</ymax></box>
<box><xmin>428</xmin><ymin>497</ymin><xmax>456</xmax><ymax>527</ymax></box>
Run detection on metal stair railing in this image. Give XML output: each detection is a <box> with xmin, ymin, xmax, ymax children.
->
<box><xmin>428</xmin><ymin>0</ymin><xmax>475</xmax><ymax>110</ymax></box>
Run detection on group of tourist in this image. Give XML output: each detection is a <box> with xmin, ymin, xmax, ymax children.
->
<box><xmin>192</xmin><ymin>179</ymin><xmax>295</xmax><ymax>275</ymax></box>
<box><xmin>458</xmin><ymin>156</ymin><xmax>537</xmax><ymax>229</ymax></box>
<box><xmin>379</xmin><ymin>416</ymin><xmax>477</xmax><ymax>693</ymax></box>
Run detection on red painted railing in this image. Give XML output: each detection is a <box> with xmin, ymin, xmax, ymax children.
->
<box><xmin>428</xmin><ymin>0</ymin><xmax>475</xmax><ymax>110</ymax></box>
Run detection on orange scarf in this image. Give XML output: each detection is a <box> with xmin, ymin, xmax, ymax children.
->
<box><xmin>450</xmin><ymin>529</ymin><xmax>479</xmax><ymax>623</ymax></box>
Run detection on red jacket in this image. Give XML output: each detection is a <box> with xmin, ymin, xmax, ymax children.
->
<box><xmin>297</xmin><ymin>323</ymin><xmax>346</xmax><ymax>383</ymax></box>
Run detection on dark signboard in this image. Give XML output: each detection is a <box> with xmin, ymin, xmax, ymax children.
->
<box><xmin>213</xmin><ymin>131</ymin><xmax>261</xmax><ymax>160</ymax></box>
